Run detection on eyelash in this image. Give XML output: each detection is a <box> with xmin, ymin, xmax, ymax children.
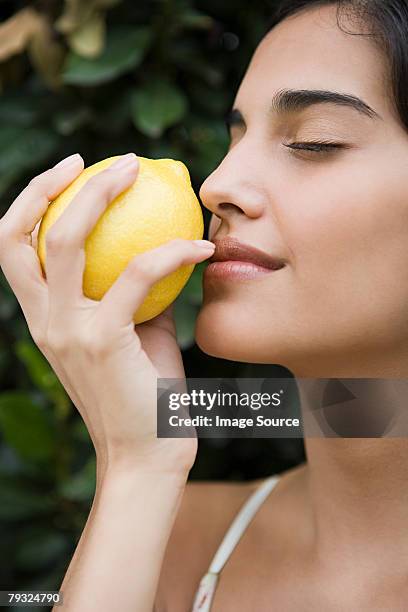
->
<box><xmin>283</xmin><ymin>140</ymin><xmax>347</xmax><ymax>154</ymax></box>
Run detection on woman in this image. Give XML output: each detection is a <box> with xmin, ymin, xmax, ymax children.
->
<box><xmin>1</xmin><ymin>0</ymin><xmax>408</xmax><ymax>609</ymax></box>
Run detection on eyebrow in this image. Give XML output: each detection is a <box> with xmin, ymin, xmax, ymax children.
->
<box><xmin>224</xmin><ymin>88</ymin><xmax>382</xmax><ymax>132</ymax></box>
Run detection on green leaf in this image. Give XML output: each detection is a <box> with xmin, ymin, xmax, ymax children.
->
<box><xmin>0</xmin><ymin>442</ymin><xmax>21</xmax><ymax>476</ymax></box>
<box><xmin>0</xmin><ymin>126</ymin><xmax>60</xmax><ymax>176</ymax></box>
<box><xmin>0</xmin><ymin>345</ymin><xmax>11</xmax><ymax>380</ymax></box>
<box><xmin>0</xmin><ymin>274</ymin><xmax>19</xmax><ymax>318</ymax></box>
<box><xmin>130</xmin><ymin>80</ymin><xmax>188</xmax><ymax>138</ymax></box>
<box><xmin>169</xmin><ymin>42</ymin><xmax>224</xmax><ymax>86</ymax></box>
<box><xmin>71</xmin><ymin>417</ymin><xmax>91</xmax><ymax>443</ymax></box>
<box><xmin>59</xmin><ymin>456</ymin><xmax>96</xmax><ymax>501</ymax></box>
<box><xmin>148</xmin><ymin>141</ymin><xmax>185</xmax><ymax>161</ymax></box>
<box><xmin>15</xmin><ymin>528</ymin><xmax>68</xmax><ymax>570</ymax></box>
<box><xmin>174</xmin><ymin>296</ymin><xmax>199</xmax><ymax>350</ymax></box>
<box><xmin>0</xmin><ymin>474</ymin><xmax>55</xmax><ymax>520</ymax></box>
<box><xmin>0</xmin><ymin>391</ymin><xmax>56</xmax><ymax>461</ymax></box>
<box><xmin>0</xmin><ymin>93</ymin><xmax>41</xmax><ymax>126</ymax></box>
<box><xmin>15</xmin><ymin>340</ymin><xmax>58</xmax><ymax>393</ymax></box>
<box><xmin>62</xmin><ymin>26</ymin><xmax>151</xmax><ymax>85</ymax></box>
<box><xmin>14</xmin><ymin>340</ymin><xmax>71</xmax><ymax>419</ymax></box>
<box><xmin>95</xmin><ymin>0</ymin><xmax>123</xmax><ymax>6</ymax></box>
<box><xmin>181</xmin><ymin>262</ymin><xmax>206</xmax><ymax>305</ymax></box>
<box><xmin>0</xmin><ymin>168</ymin><xmax>23</xmax><ymax>199</ymax></box>
<box><xmin>68</xmin><ymin>12</ymin><xmax>106</xmax><ymax>58</ymax></box>
<box><xmin>188</xmin><ymin>81</ymin><xmax>230</xmax><ymax>116</ymax></box>
<box><xmin>178</xmin><ymin>9</ymin><xmax>214</xmax><ymax>30</ymax></box>
<box><xmin>53</xmin><ymin>106</ymin><xmax>92</xmax><ymax>135</ymax></box>
<box><xmin>89</xmin><ymin>88</ymin><xmax>133</xmax><ymax>135</ymax></box>
<box><xmin>186</xmin><ymin>115</ymin><xmax>229</xmax><ymax>178</ymax></box>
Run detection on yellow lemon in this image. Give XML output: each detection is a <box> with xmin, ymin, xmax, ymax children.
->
<box><xmin>37</xmin><ymin>155</ymin><xmax>204</xmax><ymax>324</ymax></box>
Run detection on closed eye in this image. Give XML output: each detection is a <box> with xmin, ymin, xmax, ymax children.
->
<box><xmin>283</xmin><ymin>140</ymin><xmax>349</xmax><ymax>154</ymax></box>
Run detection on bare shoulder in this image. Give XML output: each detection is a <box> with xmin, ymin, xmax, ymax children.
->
<box><xmin>155</xmin><ymin>477</ymin><xmax>262</xmax><ymax>612</ymax></box>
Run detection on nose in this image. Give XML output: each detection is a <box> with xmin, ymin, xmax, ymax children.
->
<box><xmin>198</xmin><ymin>149</ymin><xmax>266</xmax><ymax>230</ymax></box>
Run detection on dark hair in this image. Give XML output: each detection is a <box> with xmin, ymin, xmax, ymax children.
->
<box><xmin>264</xmin><ymin>0</ymin><xmax>408</xmax><ymax>131</ymax></box>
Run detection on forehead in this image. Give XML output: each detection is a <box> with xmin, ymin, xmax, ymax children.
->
<box><xmin>236</xmin><ymin>5</ymin><xmax>392</xmax><ymax>119</ymax></box>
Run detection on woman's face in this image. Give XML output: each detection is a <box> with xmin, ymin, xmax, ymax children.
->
<box><xmin>194</xmin><ymin>4</ymin><xmax>408</xmax><ymax>377</ymax></box>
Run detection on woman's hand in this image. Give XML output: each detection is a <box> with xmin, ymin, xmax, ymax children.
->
<box><xmin>0</xmin><ymin>152</ymin><xmax>215</xmax><ymax>477</ymax></box>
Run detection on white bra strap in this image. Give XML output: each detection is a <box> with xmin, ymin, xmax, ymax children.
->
<box><xmin>208</xmin><ymin>475</ymin><xmax>280</xmax><ymax>574</ymax></box>
<box><xmin>191</xmin><ymin>571</ymin><xmax>219</xmax><ymax>612</ymax></box>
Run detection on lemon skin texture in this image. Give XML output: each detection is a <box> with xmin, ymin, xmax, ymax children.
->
<box><xmin>37</xmin><ymin>156</ymin><xmax>204</xmax><ymax>324</ymax></box>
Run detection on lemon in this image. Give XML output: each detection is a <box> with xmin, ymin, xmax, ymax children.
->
<box><xmin>37</xmin><ymin>155</ymin><xmax>204</xmax><ymax>324</ymax></box>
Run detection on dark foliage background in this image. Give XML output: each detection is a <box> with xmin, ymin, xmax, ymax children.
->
<box><xmin>0</xmin><ymin>0</ymin><xmax>305</xmax><ymax>603</ymax></box>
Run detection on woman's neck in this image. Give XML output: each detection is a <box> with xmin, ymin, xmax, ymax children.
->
<box><xmin>302</xmin><ymin>438</ymin><xmax>408</xmax><ymax>576</ymax></box>
<box><xmin>295</xmin><ymin>376</ymin><xmax>408</xmax><ymax>583</ymax></box>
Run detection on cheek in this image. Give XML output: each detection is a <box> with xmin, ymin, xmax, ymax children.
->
<box><xmin>283</xmin><ymin>161</ymin><xmax>408</xmax><ymax>339</ymax></box>
<box><xmin>197</xmin><ymin>155</ymin><xmax>408</xmax><ymax>364</ymax></box>
<box><xmin>288</xmin><ymin>161</ymin><xmax>408</xmax><ymax>267</ymax></box>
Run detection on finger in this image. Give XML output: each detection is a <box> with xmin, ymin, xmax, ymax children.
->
<box><xmin>0</xmin><ymin>154</ymin><xmax>84</xmax><ymax>321</ymax></box>
<box><xmin>44</xmin><ymin>154</ymin><xmax>139</xmax><ymax>314</ymax></box>
<box><xmin>97</xmin><ymin>238</ymin><xmax>216</xmax><ymax>328</ymax></box>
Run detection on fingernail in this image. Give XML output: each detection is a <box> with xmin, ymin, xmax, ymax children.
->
<box><xmin>54</xmin><ymin>153</ymin><xmax>82</xmax><ymax>168</ymax></box>
<box><xmin>193</xmin><ymin>240</ymin><xmax>216</xmax><ymax>249</ymax></box>
<box><xmin>110</xmin><ymin>153</ymin><xmax>138</xmax><ymax>170</ymax></box>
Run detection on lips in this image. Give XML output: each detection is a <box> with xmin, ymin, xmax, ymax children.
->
<box><xmin>209</xmin><ymin>236</ymin><xmax>287</xmax><ymax>271</ymax></box>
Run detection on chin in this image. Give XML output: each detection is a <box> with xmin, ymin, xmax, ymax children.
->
<box><xmin>195</xmin><ymin>305</ymin><xmax>249</xmax><ymax>361</ymax></box>
<box><xmin>194</xmin><ymin>301</ymin><xmax>345</xmax><ymax>374</ymax></box>
<box><xmin>194</xmin><ymin>302</ymin><xmax>293</xmax><ymax>365</ymax></box>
